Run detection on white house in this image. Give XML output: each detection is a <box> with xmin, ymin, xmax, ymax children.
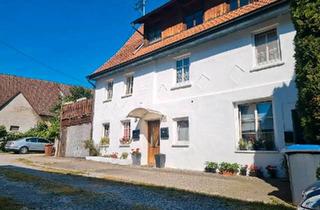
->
<box><xmin>88</xmin><ymin>0</ymin><xmax>297</xmax><ymax>175</ymax></box>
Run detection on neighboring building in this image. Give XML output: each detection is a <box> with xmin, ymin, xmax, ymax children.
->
<box><xmin>57</xmin><ymin>98</ymin><xmax>93</xmax><ymax>157</ymax></box>
<box><xmin>0</xmin><ymin>74</ymin><xmax>72</xmax><ymax>132</ymax></box>
<box><xmin>88</xmin><ymin>0</ymin><xmax>297</xmax><ymax>175</ymax></box>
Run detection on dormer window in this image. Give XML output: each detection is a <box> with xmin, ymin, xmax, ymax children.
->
<box><xmin>230</xmin><ymin>0</ymin><xmax>250</xmax><ymax>11</ymax></box>
<box><xmin>184</xmin><ymin>11</ymin><xmax>203</xmax><ymax>29</ymax></box>
<box><xmin>146</xmin><ymin>25</ymin><xmax>161</xmax><ymax>43</ymax></box>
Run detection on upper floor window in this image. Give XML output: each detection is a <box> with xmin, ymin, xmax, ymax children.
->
<box><xmin>176</xmin><ymin>57</ymin><xmax>190</xmax><ymax>83</ymax></box>
<box><xmin>147</xmin><ymin>25</ymin><xmax>161</xmax><ymax>43</ymax></box>
<box><xmin>125</xmin><ymin>75</ymin><xmax>134</xmax><ymax>95</ymax></box>
<box><xmin>238</xmin><ymin>101</ymin><xmax>275</xmax><ymax>151</ymax></box>
<box><xmin>184</xmin><ymin>11</ymin><xmax>203</xmax><ymax>29</ymax></box>
<box><xmin>106</xmin><ymin>81</ymin><xmax>113</xmax><ymax>100</ymax></box>
<box><xmin>254</xmin><ymin>28</ymin><xmax>281</xmax><ymax>66</ymax></box>
<box><xmin>230</xmin><ymin>0</ymin><xmax>250</xmax><ymax>11</ymax></box>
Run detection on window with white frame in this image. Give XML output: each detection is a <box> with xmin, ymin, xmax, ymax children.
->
<box><xmin>254</xmin><ymin>28</ymin><xmax>281</xmax><ymax>66</ymax></box>
<box><xmin>177</xmin><ymin>118</ymin><xmax>189</xmax><ymax>141</ymax></box>
<box><xmin>103</xmin><ymin>123</ymin><xmax>110</xmax><ymax>138</ymax></box>
<box><xmin>125</xmin><ymin>75</ymin><xmax>134</xmax><ymax>95</ymax></box>
<box><xmin>238</xmin><ymin>101</ymin><xmax>275</xmax><ymax>151</ymax></box>
<box><xmin>106</xmin><ymin>81</ymin><xmax>113</xmax><ymax>100</ymax></box>
<box><xmin>176</xmin><ymin>57</ymin><xmax>190</xmax><ymax>83</ymax></box>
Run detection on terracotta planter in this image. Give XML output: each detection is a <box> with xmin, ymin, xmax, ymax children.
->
<box><xmin>221</xmin><ymin>171</ymin><xmax>236</xmax><ymax>176</ymax></box>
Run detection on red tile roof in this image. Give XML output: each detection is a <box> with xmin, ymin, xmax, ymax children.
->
<box><xmin>91</xmin><ymin>0</ymin><xmax>279</xmax><ymax>78</ymax></box>
<box><xmin>0</xmin><ymin>74</ymin><xmax>74</xmax><ymax>116</ymax></box>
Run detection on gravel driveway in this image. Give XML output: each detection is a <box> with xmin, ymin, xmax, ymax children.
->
<box><xmin>0</xmin><ymin>154</ymin><xmax>294</xmax><ymax>210</ymax></box>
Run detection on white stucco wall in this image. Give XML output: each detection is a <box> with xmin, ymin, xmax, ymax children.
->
<box><xmin>0</xmin><ymin>93</ymin><xmax>41</xmax><ymax>132</ymax></box>
<box><xmin>92</xmin><ymin>13</ymin><xmax>297</xmax><ymax>175</ymax></box>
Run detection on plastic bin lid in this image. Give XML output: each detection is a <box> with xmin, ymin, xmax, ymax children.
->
<box><xmin>282</xmin><ymin>144</ymin><xmax>320</xmax><ymax>154</ymax></box>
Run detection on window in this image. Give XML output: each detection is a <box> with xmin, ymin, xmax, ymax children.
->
<box><xmin>106</xmin><ymin>81</ymin><xmax>113</xmax><ymax>100</ymax></box>
<box><xmin>9</xmin><ymin>126</ymin><xmax>19</xmax><ymax>132</ymax></box>
<box><xmin>238</xmin><ymin>101</ymin><xmax>275</xmax><ymax>151</ymax></box>
<box><xmin>184</xmin><ymin>11</ymin><xmax>203</xmax><ymax>29</ymax></box>
<box><xmin>147</xmin><ymin>25</ymin><xmax>161</xmax><ymax>42</ymax></box>
<box><xmin>125</xmin><ymin>76</ymin><xmax>134</xmax><ymax>95</ymax></box>
<box><xmin>103</xmin><ymin>123</ymin><xmax>110</xmax><ymax>138</ymax></box>
<box><xmin>122</xmin><ymin>121</ymin><xmax>131</xmax><ymax>139</ymax></box>
<box><xmin>177</xmin><ymin>119</ymin><xmax>189</xmax><ymax>141</ymax></box>
<box><xmin>254</xmin><ymin>29</ymin><xmax>281</xmax><ymax>66</ymax></box>
<box><xmin>38</xmin><ymin>139</ymin><xmax>49</xmax><ymax>144</ymax></box>
<box><xmin>176</xmin><ymin>57</ymin><xmax>190</xmax><ymax>83</ymax></box>
<box><xmin>230</xmin><ymin>0</ymin><xmax>250</xmax><ymax>11</ymax></box>
<box><xmin>26</xmin><ymin>138</ymin><xmax>37</xmax><ymax>143</ymax></box>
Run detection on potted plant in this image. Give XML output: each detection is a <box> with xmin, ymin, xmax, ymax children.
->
<box><xmin>100</xmin><ymin>136</ymin><xmax>110</xmax><ymax>146</ymax></box>
<box><xmin>155</xmin><ymin>153</ymin><xmax>166</xmax><ymax>168</ymax></box>
<box><xmin>219</xmin><ymin>162</ymin><xmax>239</xmax><ymax>176</ymax></box>
<box><xmin>120</xmin><ymin>152</ymin><xmax>128</xmax><ymax>159</ymax></box>
<box><xmin>266</xmin><ymin>165</ymin><xmax>277</xmax><ymax>178</ymax></box>
<box><xmin>240</xmin><ymin>165</ymin><xmax>248</xmax><ymax>176</ymax></box>
<box><xmin>264</xmin><ymin>139</ymin><xmax>275</xmax><ymax>150</ymax></box>
<box><xmin>204</xmin><ymin>162</ymin><xmax>218</xmax><ymax>173</ymax></box>
<box><xmin>248</xmin><ymin>164</ymin><xmax>263</xmax><ymax>178</ymax></box>
<box><xmin>131</xmin><ymin>148</ymin><xmax>141</xmax><ymax>165</ymax></box>
<box><xmin>238</xmin><ymin>139</ymin><xmax>247</xmax><ymax>150</ymax></box>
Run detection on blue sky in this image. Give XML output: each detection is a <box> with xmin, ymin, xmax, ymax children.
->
<box><xmin>0</xmin><ymin>0</ymin><xmax>167</xmax><ymax>87</ymax></box>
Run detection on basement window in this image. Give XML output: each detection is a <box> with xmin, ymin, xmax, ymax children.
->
<box><xmin>9</xmin><ymin>126</ymin><xmax>19</xmax><ymax>132</ymax></box>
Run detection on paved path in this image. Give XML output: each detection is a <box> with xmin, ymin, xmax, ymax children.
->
<box><xmin>0</xmin><ymin>153</ymin><xmax>292</xmax><ymax>209</ymax></box>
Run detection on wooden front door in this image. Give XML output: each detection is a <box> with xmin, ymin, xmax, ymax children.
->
<box><xmin>148</xmin><ymin>120</ymin><xmax>160</xmax><ymax>166</ymax></box>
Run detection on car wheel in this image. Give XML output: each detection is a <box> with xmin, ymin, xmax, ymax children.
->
<box><xmin>19</xmin><ymin>147</ymin><xmax>29</xmax><ymax>154</ymax></box>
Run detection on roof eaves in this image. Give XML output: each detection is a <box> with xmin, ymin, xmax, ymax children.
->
<box><xmin>89</xmin><ymin>0</ymin><xmax>289</xmax><ymax>80</ymax></box>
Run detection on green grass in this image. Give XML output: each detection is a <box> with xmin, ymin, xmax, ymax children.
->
<box><xmin>0</xmin><ymin>167</ymin><xmax>89</xmax><ymax>196</ymax></box>
<box><xmin>0</xmin><ymin>197</ymin><xmax>23</xmax><ymax>210</ymax></box>
<box><xmin>16</xmin><ymin>158</ymin><xmax>86</xmax><ymax>176</ymax></box>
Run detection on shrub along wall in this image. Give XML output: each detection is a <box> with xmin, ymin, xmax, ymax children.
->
<box><xmin>291</xmin><ymin>0</ymin><xmax>320</xmax><ymax>144</ymax></box>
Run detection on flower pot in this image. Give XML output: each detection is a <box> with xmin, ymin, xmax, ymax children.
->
<box><xmin>222</xmin><ymin>171</ymin><xmax>236</xmax><ymax>176</ymax></box>
<box><xmin>155</xmin><ymin>153</ymin><xmax>166</xmax><ymax>168</ymax></box>
<box><xmin>131</xmin><ymin>154</ymin><xmax>141</xmax><ymax>166</ymax></box>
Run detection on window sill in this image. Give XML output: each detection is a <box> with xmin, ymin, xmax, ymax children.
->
<box><xmin>251</xmin><ymin>61</ymin><xmax>284</xmax><ymax>72</ymax></box>
<box><xmin>119</xmin><ymin>144</ymin><xmax>130</xmax><ymax>148</ymax></box>
<box><xmin>99</xmin><ymin>145</ymin><xmax>109</xmax><ymax>148</ymax></box>
<box><xmin>121</xmin><ymin>94</ymin><xmax>132</xmax><ymax>99</ymax></box>
<box><xmin>170</xmin><ymin>82</ymin><xmax>192</xmax><ymax>91</ymax></box>
<box><xmin>172</xmin><ymin>142</ymin><xmax>189</xmax><ymax>148</ymax></box>
<box><xmin>235</xmin><ymin>150</ymin><xmax>279</xmax><ymax>154</ymax></box>
<box><xmin>103</xmin><ymin>99</ymin><xmax>112</xmax><ymax>103</ymax></box>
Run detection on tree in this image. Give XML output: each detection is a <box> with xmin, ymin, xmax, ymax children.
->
<box><xmin>291</xmin><ymin>0</ymin><xmax>320</xmax><ymax>143</ymax></box>
<box><xmin>0</xmin><ymin>125</ymin><xmax>7</xmax><ymax>139</ymax></box>
<box><xmin>64</xmin><ymin>86</ymin><xmax>93</xmax><ymax>103</ymax></box>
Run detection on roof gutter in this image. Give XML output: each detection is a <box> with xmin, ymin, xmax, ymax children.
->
<box><xmin>88</xmin><ymin>0</ymin><xmax>290</xmax><ymax>80</ymax></box>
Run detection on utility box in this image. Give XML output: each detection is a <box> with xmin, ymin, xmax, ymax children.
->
<box><xmin>282</xmin><ymin>145</ymin><xmax>320</xmax><ymax>205</ymax></box>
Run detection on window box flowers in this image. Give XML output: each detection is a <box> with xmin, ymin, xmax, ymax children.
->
<box><xmin>119</xmin><ymin>137</ymin><xmax>132</xmax><ymax>145</ymax></box>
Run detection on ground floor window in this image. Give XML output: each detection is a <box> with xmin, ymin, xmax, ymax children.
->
<box><xmin>120</xmin><ymin>121</ymin><xmax>131</xmax><ymax>145</ymax></box>
<box><xmin>177</xmin><ymin>118</ymin><xmax>189</xmax><ymax>142</ymax></box>
<box><xmin>103</xmin><ymin>123</ymin><xmax>110</xmax><ymax>138</ymax></box>
<box><xmin>238</xmin><ymin>101</ymin><xmax>275</xmax><ymax>151</ymax></box>
<box><xmin>9</xmin><ymin>125</ymin><xmax>19</xmax><ymax>132</ymax></box>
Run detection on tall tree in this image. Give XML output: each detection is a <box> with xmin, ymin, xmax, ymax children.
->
<box><xmin>291</xmin><ymin>0</ymin><xmax>320</xmax><ymax>143</ymax></box>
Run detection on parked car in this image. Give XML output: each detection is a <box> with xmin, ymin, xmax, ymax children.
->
<box><xmin>298</xmin><ymin>181</ymin><xmax>320</xmax><ymax>210</ymax></box>
<box><xmin>5</xmin><ymin>137</ymin><xmax>52</xmax><ymax>154</ymax></box>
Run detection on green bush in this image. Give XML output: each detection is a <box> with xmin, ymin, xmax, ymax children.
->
<box><xmin>84</xmin><ymin>139</ymin><xmax>99</xmax><ymax>156</ymax></box>
<box><xmin>291</xmin><ymin>0</ymin><xmax>320</xmax><ymax>143</ymax></box>
<box><xmin>120</xmin><ymin>152</ymin><xmax>129</xmax><ymax>159</ymax></box>
<box><xmin>219</xmin><ymin>162</ymin><xmax>240</xmax><ymax>174</ymax></box>
<box><xmin>205</xmin><ymin>161</ymin><xmax>218</xmax><ymax>173</ymax></box>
